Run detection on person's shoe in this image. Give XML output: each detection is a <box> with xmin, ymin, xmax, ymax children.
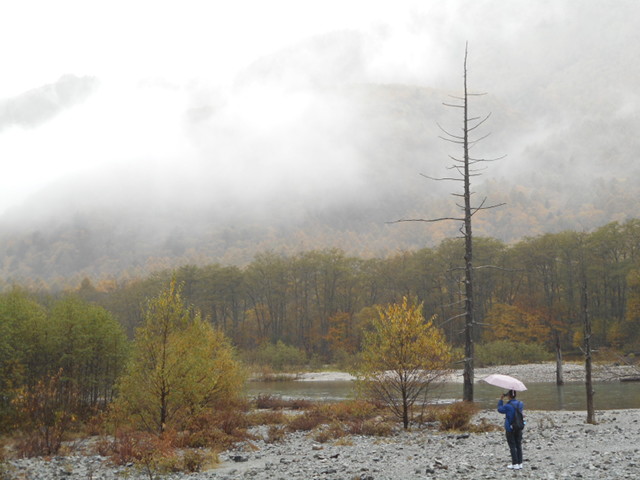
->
<box><xmin>515</xmin><ymin>464</ymin><xmax>523</xmax><ymax>470</ymax></box>
<box><xmin>507</xmin><ymin>464</ymin><xmax>517</xmax><ymax>469</ymax></box>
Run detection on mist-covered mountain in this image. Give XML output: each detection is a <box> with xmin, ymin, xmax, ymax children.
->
<box><xmin>2</xmin><ymin>1</ymin><xmax>639</xmax><ymax>284</ymax></box>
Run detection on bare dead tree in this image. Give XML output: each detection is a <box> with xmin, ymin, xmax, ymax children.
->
<box><xmin>578</xmin><ymin>239</ymin><xmax>596</xmax><ymax>424</ymax></box>
<box><xmin>582</xmin><ymin>284</ymin><xmax>596</xmax><ymax>424</ymax></box>
<box><xmin>390</xmin><ymin>44</ymin><xmax>503</xmax><ymax>402</ymax></box>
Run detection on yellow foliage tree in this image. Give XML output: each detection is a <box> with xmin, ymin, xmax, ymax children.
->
<box><xmin>114</xmin><ymin>279</ymin><xmax>243</xmax><ymax>433</ymax></box>
<box><xmin>483</xmin><ymin>303</ymin><xmax>551</xmax><ymax>344</ymax></box>
<box><xmin>356</xmin><ymin>297</ymin><xmax>452</xmax><ymax>429</ymax></box>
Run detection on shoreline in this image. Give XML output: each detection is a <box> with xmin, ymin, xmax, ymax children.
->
<box><xmin>292</xmin><ymin>361</ymin><xmax>639</xmax><ymax>384</ymax></box>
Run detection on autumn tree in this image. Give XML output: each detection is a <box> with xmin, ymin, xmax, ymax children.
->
<box><xmin>356</xmin><ymin>297</ymin><xmax>452</xmax><ymax>429</ymax></box>
<box><xmin>483</xmin><ymin>303</ymin><xmax>551</xmax><ymax>344</ymax></box>
<box><xmin>114</xmin><ymin>279</ymin><xmax>243</xmax><ymax>433</ymax></box>
<box><xmin>622</xmin><ymin>269</ymin><xmax>640</xmax><ymax>349</ymax></box>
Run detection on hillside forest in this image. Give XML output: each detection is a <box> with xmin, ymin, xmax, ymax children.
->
<box><xmin>3</xmin><ymin>219</ymin><xmax>640</xmax><ymax>404</ymax></box>
<box><xmin>50</xmin><ymin>219</ymin><xmax>640</xmax><ymax>355</ymax></box>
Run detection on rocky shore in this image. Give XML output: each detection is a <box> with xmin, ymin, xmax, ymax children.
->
<box><xmin>294</xmin><ymin>361</ymin><xmax>640</xmax><ymax>384</ymax></box>
<box><xmin>5</xmin><ymin>363</ymin><xmax>640</xmax><ymax>480</ymax></box>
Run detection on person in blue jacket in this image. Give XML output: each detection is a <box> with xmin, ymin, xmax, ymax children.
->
<box><xmin>497</xmin><ymin>389</ymin><xmax>524</xmax><ymax>470</ymax></box>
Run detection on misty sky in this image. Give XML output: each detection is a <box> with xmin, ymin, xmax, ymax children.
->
<box><xmin>1</xmin><ymin>0</ymin><xmax>637</xmax><ymax>218</ymax></box>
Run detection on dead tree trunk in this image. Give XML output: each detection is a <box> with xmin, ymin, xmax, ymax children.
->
<box><xmin>582</xmin><ymin>278</ymin><xmax>596</xmax><ymax>424</ymax></box>
<box><xmin>390</xmin><ymin>44</ymin><xmax>504</xmax><ymax>402</ymax></box>
<box><xmin>461</xmin><ymin>51</ymin><xmax>475</xmax><ymax>402</ymax></box>
<box><xmin>554</xmin><ymin>330</ymin><xmax>564</xmax><ymax>386</ymax></box>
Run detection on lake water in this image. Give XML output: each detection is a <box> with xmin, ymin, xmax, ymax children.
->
<box><xmin>245</xmin><ymin>380</ymin><xmax>640</xmax><ymax>411</ymax></box>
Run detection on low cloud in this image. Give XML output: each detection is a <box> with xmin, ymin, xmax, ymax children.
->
<box><xmin>0</xmin><ymin>74</ymin><xmax>98</xmax><ymax>132</ymax></box>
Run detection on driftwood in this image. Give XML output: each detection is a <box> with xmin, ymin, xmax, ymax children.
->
<box><xmin>619</xmin><ymin>376</ymin><xmax>640</xmax><ymax>383</ymax></box>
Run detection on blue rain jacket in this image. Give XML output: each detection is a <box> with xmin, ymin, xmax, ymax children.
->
<box><xmin>497</xmin><ymin>398</ymin><xmax>524</xmax><ymax>432</ymax></box>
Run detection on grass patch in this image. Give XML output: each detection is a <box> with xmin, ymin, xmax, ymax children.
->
<box><xmin>246</xmin><ymin>410</ymin><xmax>288</xmax><ymax>426</ymax></box>
<box><xmin>285</xmin><ymin>400</ymin><xmax>394</xmax><ymax>441</ymax></box>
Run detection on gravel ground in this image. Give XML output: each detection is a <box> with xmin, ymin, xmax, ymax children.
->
<box><xmin>469</xmin><ymin>362</ymin><xmax>639</xmax><ymax>384</ymax></box>
<box><xmin>6</xmin><ymin>409</ymin><xmax>640</xmax><ymax>479</ymax></box>
<box><xmin>296</xmin><ymin>361</ymin><xmax>639</xmax><ymax>384</ymax></box>
<box><xmin>5</xmin><ymin>363</ymin><xmax>640</xmax><ymax>480</ymax></box>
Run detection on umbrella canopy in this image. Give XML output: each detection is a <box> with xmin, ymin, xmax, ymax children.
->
<box><xmin>482</xmin><ymin>374</ymin><xmax>527</xmax><ymax>391</ymax></box>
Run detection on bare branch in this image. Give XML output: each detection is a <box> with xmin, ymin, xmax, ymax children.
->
<box><xmin>438</xmin><ymin>135</ymin><xmax>465</xmax><ymax>145</ymax></box>
<box><xmin>436</xmin><ymin>122</ymin><xmax>464</xmax><ymax>140</ymax></box>
<box><xmin>468</xmin><ymin>164</ymin><xmax>488</xmax><ymax>172</ymax></box>
<box><xmin>420</xmin><ymin>173</ymin><xmax>463</xmax><ymax>182</ymax></box>
<box><xmin>440</xmin><ymin>312</ymin><xmax>468</xmax><ymax>325</ymax></box>
<box><xmin>387</xmin><ymin>216</ymin><xmax>464</xmax><ymax>224</ymax></box>
<box><xmin>468</xmin><ymin>112</ymin><xmax>492</xmax><ymax>132</ymax></box>
<box><xmin>469</xmin><ymin>154</ymin><xmax>507</xmax><ymax>162</ymax></box>
<box><xmin>473</xmin><ymin>265</ymin><xmax>525</xmax><ymax>273</ymax></box>
<box><xmin>479</xmin><ymin>202</ymin><xmax>506</xmax><ymax>210</ymax></box>
<box><xmin>439</xmin><ymin>298</ymin><xmax>466</xmax><ymax>308</ymax></box>
<box><xmin>468</xmin><ymin>132</ymin><xmax>491</xmax><ymax>145</ymax></box>
<box><xmin>470</xmin><ymin>197</ymin><xmax>506</xmax><ymax>216</ymax></box>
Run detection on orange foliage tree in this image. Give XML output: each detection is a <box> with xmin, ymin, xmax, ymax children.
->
<box><xmin>325</xmin><ymin>312</ymin><xmax>360</xmax><ymax>356</ymax></box>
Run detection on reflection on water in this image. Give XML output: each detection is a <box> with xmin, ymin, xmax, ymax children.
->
<box><xmin>245</xmin><ymin>380</ymin><xmax>640</xmax><ymax>411</ymax></box>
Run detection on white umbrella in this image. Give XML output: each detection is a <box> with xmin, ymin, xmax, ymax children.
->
<box><xmin>482</xmin><ymin>374</ymin><xmax>527</xmax><ymax>391</ymax></box>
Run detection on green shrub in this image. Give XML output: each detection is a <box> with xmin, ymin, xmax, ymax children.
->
<box><xmin>245</xmin><ymin>341</ymin><xmax>308</xmax><ymax>371</ymax></box>
<box><xmin>332</xmin><ymin>349</ymin><xmax>359</xmax><ymax>371</ymax></box>
<box><xmin>476</xmin><ymin>340</ymin><xmax>551</xmax><ymax>366</ymax></box>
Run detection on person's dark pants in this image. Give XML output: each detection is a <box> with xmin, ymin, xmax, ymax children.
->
<box><xmin>506</xmin><ymin>430</ymin><xmax>523</xmax><ymax>465</ymax></box>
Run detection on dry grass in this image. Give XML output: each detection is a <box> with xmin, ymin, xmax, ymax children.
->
<box><xmin>280</xmin><ymin>400</ymin><xmax>395</xmax><ymax>443</ymax></box>
<box><xmin>348</xmin><ymin>418</ymin><xmax>394</xmax><ymax>436</ymax></box>
<box><xmin>96</xmin><ymin>428</ymin><xmax>219</xmax><ymax>475</ymax></box>
<box><xmin>312</xmin><ymin>421</ymin><xmax>347</xmax><ymax>443</ymax></box>
<box><xmin>435</xmin><ymin>402</ymin><xmax>480</xmax><ymax>431</ymax></box>
<box><xmin>94</xmin><ymin>402</ymin><xmax>254</xmax><ymax>474</ymax></box>
<box><xmin>286</xmin><ymin>410</ymin><xmax>326</xmax><ymax>432</ymax></box>
<box><xmin>246</xmin><ymin>410</ymin><xmax>288</xmax><ymax>426</ymax></box>
<box><xmin>266</xmin><ymin>425</ymin><xmax>286</xmax><ymax>443</ymax></box>
<box><xmin>314</xmin><ymin>400</ymin><xmax>386</xmax><ymax>421</ymax></box>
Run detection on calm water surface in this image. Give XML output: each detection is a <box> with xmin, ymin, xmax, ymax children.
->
<box><xmin>246</xmin><ymin>380</ymin><xmax>640</xmax><ymax>411</ymax></box>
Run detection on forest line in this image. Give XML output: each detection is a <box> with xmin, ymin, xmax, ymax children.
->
<box><xmin>71</xmin><ymin>218</ymin><xmax>640</xmax><ymax>359</ymax></box>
